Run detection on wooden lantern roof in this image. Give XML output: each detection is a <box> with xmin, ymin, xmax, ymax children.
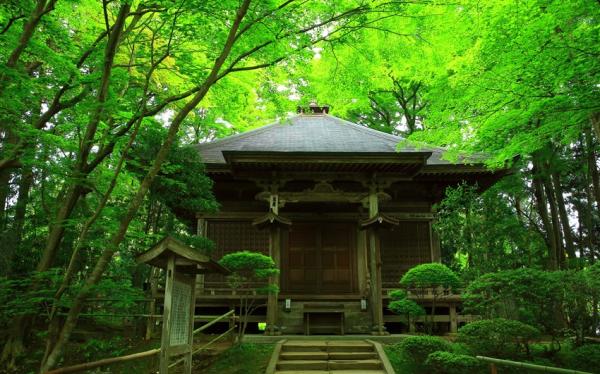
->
<box><xmin>195</xmin><ymin>114</ymin><xmax>504</xmax><ymax>181</ymax></box>
<box><xmin>136</xmin><ymin>236</ymin><xmax>229</xmax><ymax>275</ymax></box>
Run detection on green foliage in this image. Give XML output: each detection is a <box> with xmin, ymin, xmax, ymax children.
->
<box><xmin>463</xmin><ymin>268</ymin><xmax>600</xmax><ymax>342</ymax></box>
<box><xmin>388</xmin><ymin>299</ymin><xmax>425</xmax><ymax>319</ymax></box>
<box><xmin>388</xmin><ymin>287</ymin><xmax>425</xmax><ymax>323</ymax></box>
<box><xmin>219</xmin><ymin>251</ymin><xmax>279</xmax><ymax>282</ymax></box>
<box><xmin>462</xmin><ymin>269</ymin><xmax>562</xmax><ymax>333</ymax></box>
<box><xmin>77</xmin><ymin>337</ymin><xmax>127</xmax><ymax>361</ymax></box>
<box><xmin>458</xmin><ymin>319</ymin><xmax>540</xmax><ymax>358</ymax></box>
<box><xmin>204</xmin><ymin>343</ymin><xmax>275</xmax><ymax>374</ymax></box>
<box><xmin>394</xmin><ymin>336</ymin><xmax>452</xmax><ymax>373</ymax></box>
<box><xmin>400</xmin><ymin>263</ymin><xmax>461</xmax><ymax>291</ymax></box>
<box><xmin>219</xmin><ymin>251</ymin><xmax>279</xmax><ymax>341</ymax></box>
<box><xmin>425</xmin><ymin>351</ymin><xmax>485</xmax><ymax>374</ymax></box>
<box><xmin>128</xmin><ymin>124</ymin><xmax>218</xmax><ymax>225</ymax></box>
<box><xmin>0</xmin><ymin>269</ymin><xmax>63</xmax><ymax>323</ymax></box>
<box><xmin>173</xmin><ymin>234</ymin><xmax>215</xmax><ymax>254</ymax></box>
<box><xmin>568</xmin><ymin>344</ymin><xmax>600</xmax><ymax>373</ymax></box>
<box><xmin>434</xmin><ymin>182</ymin><xmax>548</xmax><ymax>278</ymax></box>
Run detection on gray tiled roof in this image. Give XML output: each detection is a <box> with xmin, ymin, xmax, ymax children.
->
<box><xmin>195</xmin><ymin>114</ymin><xmax>454</xmax><ymax>165</ymax></box>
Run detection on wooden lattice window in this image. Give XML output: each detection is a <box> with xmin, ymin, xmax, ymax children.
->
<box><xmin>204</xmin><ymin>220</ymin><xmax>269</xmax><ymax>282</ymax></box>
<box><xmin>380</xmin><ymin>221</ymin><xmax>431</xmax><ymax>287</ymax></box>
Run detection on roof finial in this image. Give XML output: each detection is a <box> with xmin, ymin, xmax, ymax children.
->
<box><xmin>298</xmin><ymin>102</ymin><xmax>329</xmax><ymax>115</ymax></box>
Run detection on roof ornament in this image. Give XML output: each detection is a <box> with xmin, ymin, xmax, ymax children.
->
<box><xmin>296</xmin><ymin>101</ymin><xmax>329</xmax><ymax>114</ymax></box>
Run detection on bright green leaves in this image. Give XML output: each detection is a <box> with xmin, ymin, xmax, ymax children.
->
<box><xmin>457</xmin><ymin>318</ymin><xmax>540</xmax><ymax>358</ymax></box>
<box><xmin>219</xmin><ymin>250</ymin><xmax>279</xmax><ymax>285</ymax></box>
<box><xmin>400</xmin><ymin>263</ymin><xmax>461</xmax><ymax>291</ymax></box>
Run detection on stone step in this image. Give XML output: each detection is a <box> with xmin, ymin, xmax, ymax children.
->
<box><xmin>282</xmin><ymin>341</ymin><xmax>328</xmax><ymax>352</ymax></box>
<box><xmin>279</xmin><ymin>351</ymin><xmax>378</xmax><ymax>360</ymax></box>
<box><xmin>275</xmin><ymin>371</ymin><xmax>386</xmax><ymax>374</ymax></box>
<box><xmin>326</xmin><ymin>343</ymin><xmax>374</xmax><ymax>353</ymax></box>
<box><xmin>282</xmin><ymin>340</ymin><xmax>374</xmax><ymax>353</ymax></box>
<box><xmin>280</xmin><ymin>351</ymin><xmax>329</xmax><ymax>360</ymax></box>
<box><xmin>277</xmin><ymin>360</ymin><xmax>329</xmax><ymax>371</ymax></box>
<box><xmin>329</xmin><ymin>359</ymin><xmax>382</xmax><ymax>370</ymax></box>
<box><xmin>328</xmin><ymin>352</ymin><xmax>378</xmax><ymax>360</ymax></box>
<box><xmin>276</xmin><ymin>359</ymin><xmax>383</xmax><ymax>371</ymax></box>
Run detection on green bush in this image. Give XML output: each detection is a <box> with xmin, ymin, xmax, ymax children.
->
<box><xmin>568</xmin><ymin>344</ymin><xmax>600</xmax><ymax>372</ymax></box>
<box><xmin>425</xmin><ymin>351</ymin><xmax>485</xmax><ymax>374</ymax></box>
<box><xmin>396</xmin><ymin>335</ymin><xmax>452</xmax><ymax>372</ymax></box>
<box><xmin>458</xmin><ymin>318</ymin><xmax>540</xmax><ymax>358</ymax></box>
<box><xmin>388</xmin><ymin>298</ymin><xmax>425</xmax><ymax>318</ymax></box>
<box><xmin>400</xmin><ymin>263</ymin><xmax>461</xmax><ymax>290</ymax></box>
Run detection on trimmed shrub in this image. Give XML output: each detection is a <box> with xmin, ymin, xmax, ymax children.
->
<box><xmin>425</xmin><ymin>351</ymin><xmax>485</xmax><ymax>374</ymax></box>
<box><xmin>396</xmin><ymin>335</ymin><xmax>452</xmax><ymax>372</ymax></box>
<box><xmin>458</xmin><ymin>318</ymin><xmax>540</xmax><ymax>358</ymax></box>
<box><xmin>569</xmin><ymin>344</ymin><xmax>600</xmax><ymax>373</ymax></box>
<box><xmin>400</xmin><ymin>263</ymin><xmax>461</xmax><ymax>290</ymax></box>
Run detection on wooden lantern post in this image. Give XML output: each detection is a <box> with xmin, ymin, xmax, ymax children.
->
<box><xmin>136</xmin><ymin>236</ymin><xmax>229</xmax><ymax>374</ymax></box>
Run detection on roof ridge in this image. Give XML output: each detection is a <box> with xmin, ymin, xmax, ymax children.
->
<box><xmin>326</xmin><ymin>114</ymin><xmax>450</xmax><ymax>153</ymax></box>
<box><xmin>195</xmin><ymin>118</ymin><xmax>283</xmax><ymax>149</ymax></box>
<box><xmin>324</xmin><ymin>114</ymin><xmax>404</xmax><ymax>144</ymax></box>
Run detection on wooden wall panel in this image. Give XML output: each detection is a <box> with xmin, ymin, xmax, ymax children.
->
<box><xmin>380</xmin><ymin>221</ymin><xmax>431</xmax><ymax>286</ymax></box>
<box><xmin>205</xmin><ymin>220</ymin><xmax>269</xmax><ymax>282</ymax></box>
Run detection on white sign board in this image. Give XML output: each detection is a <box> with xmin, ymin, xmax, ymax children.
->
<box><xmin>170</xmin><ymin>278</ymin><xmax>192</xmax><ymax>346</ymax></box>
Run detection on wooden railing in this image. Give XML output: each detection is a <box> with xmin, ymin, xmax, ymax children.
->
<box><xmin>477</xmin><ymin>356</ymin><xmax>592</xmax><ymax>374</ymax></box>
<box><xmin>382</xmin><ymin>286</ymin><xmax>464</xmax><ymax>301</ymax></box>
<box><xmin>197</xmin><ymin>281</ymin><xmax>268</xmax><ymax>297</ymax></box>
<box><xmin>169</xmin><ymin>309</ymin><xmax>237</xmax><ymax>369</ymax></box>
<box><xmin>44</xmin><ymin>309</ymin><xmax>237</xmax><ymax>374</ymax></box>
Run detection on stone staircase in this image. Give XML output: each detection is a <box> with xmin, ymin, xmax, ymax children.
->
<box><xmin>266</xmin><ymin>339</ymin><xmax>395</xmax><ymax>374</ymax></box>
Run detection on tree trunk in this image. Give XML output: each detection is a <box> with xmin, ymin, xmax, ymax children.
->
<box><xmin>532</xmin><ymin>155</ymin><xmax>558</xmax><ymax>270</ymax></box>
<box><xmin>591</xmin><ymin>112</ymin><xmax>600</xmax><ymax>141</ymax></box>
<box><xmin>543</xmin><ymin>173</ymin><xmax>565</xmax><ymax>268</ymax></box>
<box><xmin>0</xmin><ymin>315</ymin><xmax>32</xmax><ymax>369</ymax></box>
<box><xmin>0</xmin><ymin>169</ymin><xmax>10</xmax><ymax>230</ymax></box>
<box><xmin>551</xmin><ymin>172</ymin><xmax>576</xmax><ymax>261</ymax></box>
<box><xmin>585</xmin><ymin>128</ymin><xmax>600</xmax><ymax>208</ymax></box>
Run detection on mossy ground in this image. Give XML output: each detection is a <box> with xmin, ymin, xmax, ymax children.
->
<box><xmin>203</xmin><ymin>343</ymin><xmax>275</xmax><ymax>374</ymax></box>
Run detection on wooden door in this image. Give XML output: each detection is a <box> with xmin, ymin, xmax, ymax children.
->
<box><xmin>287</xmin><ymin>223</ymin><xmax>320</xmax><ymax>293</ymax></box>
<box><xmin>284</xmin><ymin>222</ymin><xmax>356</xmax><ymax>294</ymax></box>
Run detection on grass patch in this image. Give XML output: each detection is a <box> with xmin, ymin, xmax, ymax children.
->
<box><xmin>204</xmin><ymin>343</ymin><xmax>275</xmax><ymax>374</ymax></box>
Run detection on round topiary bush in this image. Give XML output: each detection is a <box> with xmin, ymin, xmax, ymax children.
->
<box><xmin>569</xmin><ymin>344</ymin><xmax>600</xmax><ymax>372</ymax></box>
<box><xmin>400</xmin><ymin>263</ymin><xmax>461</xmax><ymax>290</ymax></box>
<box><xmin>458</xmin><ymin>318</ymin><xmax>540</xmax><ymax>358</ymax></box>
<box><xmin>425</xmin><ymin>351</ymin><xmax>485</xmax><ymax>374</ymax></box>
<box><xmin>396</xmin><ymin>335</ymin><xmax>452</xmax><ymax>372</ymax></box>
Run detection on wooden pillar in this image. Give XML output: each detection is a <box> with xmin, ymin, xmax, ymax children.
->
<box><xmin>357</xmin><ymin>230</ymin><xmax>368</xmax><ymax>295</ymax></box>
<box><xmin>368</xmin><ymin>186</ymin><xmax>386</xmax><ymax>335</ymax></box>
<box><xmin>266</xmin><ymin>226</ymin><xmax>281</xmax><ymax>335</ymax></box>
<box><xmin>159</xmin><ymin>256</ymin><xmax>175</xmax><ymax>374</ymax></box>
<box><xmin>195</xmin><ymin>218</ymin><xmax>207</xmax><ymax>293</ymax></box>
<box><xmin>449</xmin><ymin>304</ymin><xmax>458</xmax><ymax>333</ymax></box>
<box><xmin>266</xmin><ymin>190</ymin><xmax>281</xmax><ymax>335</ymax></box>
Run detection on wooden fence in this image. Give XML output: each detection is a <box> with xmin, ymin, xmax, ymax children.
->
<box><xmin>44</xmin><ymin>309</ymin><xmax>237</xmax><ymax>374</ymax></box>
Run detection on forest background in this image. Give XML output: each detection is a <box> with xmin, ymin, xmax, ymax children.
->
<box><xmin>0</xmin><ymin>0</ymin><xmax>599</xmax><ymax>372</ymax></box>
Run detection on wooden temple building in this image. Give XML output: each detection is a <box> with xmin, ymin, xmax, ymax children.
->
<box><xmin>193</xmin><ymin>105</ymin><xmax>504</xmax><ymax>335</ymax></box>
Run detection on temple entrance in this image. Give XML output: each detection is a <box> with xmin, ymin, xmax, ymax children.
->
<box><xmin>282</xmin><ymin>222</ymin><xmax>356</xmax><ymax>294</ymax></box>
